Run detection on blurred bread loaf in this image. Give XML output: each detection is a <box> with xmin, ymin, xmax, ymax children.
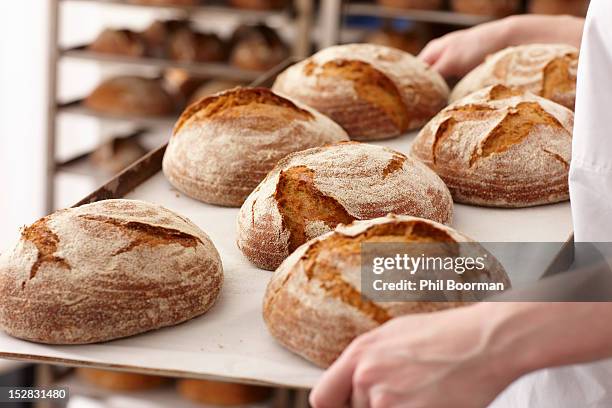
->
<box><xmin>272</xmin><ymin>44</ymin><xmax>449</xmax><ymax>141</ymax></box>
<box><xmin>376</xmin><ymin>0</ymin><xmax>443</xmax><ymax>10</ymax></box>
<box><xmin>364</xmin><ymin>27</ymin><xmax>424</xmax><ymax>55</ymax></box>
<box><xmin>237</xmin><ymin>142</ymin><xmax>453</xmax><ymax>270</ymax></box>
<box><xmin>451</xmin><ymin>43</ymin><xmax>579</xmax><ymax>110</ymax></box>
<box><xmin>90</xmin><ymin>137</ymin><xmax>147</xmax><ymax>175</ymax></box>
<box><xmin>0</xmin><ymin>199</ymin><xmax>223</xmax><ymax>344</ymax></box>
<box><xmin>450</xmin><ymin>0</ymin><xmax>520</xmax><ymax>16</ymax></box>
<box><xmin>263</xmin><ymin>215</ymin><xmax>509</xmax><ymax>367</ymax></box>
<box><xmin>85</xmin><ymin>76</ymin><xmax>175</xmax><ymax>116</ymax></box>
<box><xmin>169</xmin><ymin>30</ymin><xmax>225</xmax><ymax>62</ymax></box>
<box><xmin>162</xmin><ymin>87</ymin><xmax>349</xmax><ymax>207</ymax></box>
<box><xmin>528</xmin><ymin>0</ymin><xmax>589</xmax><ymax>16</ymax></box>
<box><xmin>189</xmin><ymin>80</ymin><xmax>245</xmax><ymax>104</ymax></box>
<box><xmin>229</xmin><ymin>0</ymin><xmax>287</xmax><ymax>9</ymax></box>
<box><xmin>142</xmin><ymin>19</ymin><xmax>191</xmax><ymax>58</ymax></box>
<box><xmin>177</xmin><ymin>379</ymin><xmax>272</xmax><ymax>405</ymax></box>
<box><xmin>229</xmin><ymin>24</ymin><xmax>288</xmax><ymax>71</ymax></box>
<box><xmin>411</xmin><ymin>85</ymin><xmax>573</xmax><ymax>207</ymax></box>
<box><xmin>77</xmin><ymin>368</ymin><xmax>167</xmax><ymax>391</ymax></box>
<box><xmin>88</xmin><ymin>28</ymin><xmax>146</xmax><ymax>57</ymax></box>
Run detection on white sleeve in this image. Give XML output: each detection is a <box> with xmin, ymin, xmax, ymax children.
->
<box><xmin>569</xmin><ymin>0</ymin><xmax>612</xmax><ymax>242</ymax></box>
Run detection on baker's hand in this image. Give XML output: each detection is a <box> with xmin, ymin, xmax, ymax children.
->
<box><xmin>309</xmin><ymin>303</ymin><xmax>521</xmax><ymax>408</ymax></box>
<box><xmin>418</xmin><ymin>20</ymin><xmax>512</xmax><ymax>78</ymax></box>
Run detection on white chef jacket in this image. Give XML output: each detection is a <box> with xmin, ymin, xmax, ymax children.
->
<box><xmin>493</xmin><ymin>1</ymin><xmax>612</xmax><ymax>406</ymax></box>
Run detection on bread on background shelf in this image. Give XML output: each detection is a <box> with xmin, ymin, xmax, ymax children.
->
<box><xmin>375</xmin><ymin>0</ymin><xmax>444</xmax><ymax>10</ymax></box>
<box><xmin>229</xmin><ymin>24</ymin><xmax>289</xmax><ymax>71</ymax></box>
<box><xmin>85</xmin><ymin>76</ymin><xmax>176</xmax><ymax>117</ymax></box>
<box><xmin>77</xmin><ymin>368</ymin><xmax>168</xmax><ymax>391</ymax></box>
<box><xmin>177</xmin><ymin>379</ymin><xmax>272</xmax><ymax>406</ymax></box>
<box><xmin>528</xmin><ymin>0</ymin><xmax>589</xmax><ymax>16</ymax></box>
<box><xmin>263</xmin><ymin>214</ymin><xmax>510</xmax><ymax>367</ymax></box>
<box><xmin>162</xmin><ymin>87</ymin><xmax>349</xmax><ymax>207</ymax></box>
<box><xmin>451</xmin><ymin>43</ymin><xmax>579</xmax><ymax>110</ymax></box>
<box><xmin>90</xmin><ymin>137</ymin><xmax>148</xmax><ymax>175</ymax></box>
<box><xmin>87</xmin><ymin>28</ymin><xmax>147</xmax><ymax>57</ymax></box>
<box><xmin>412</xmin><ymin>85</ymin><xmax>573</xmax><ymax>207</ymax></box>
<box><xmin>228</xmin><ymin>0</ymin><xmax>287</xmax><ymax>10</ymax></box>
<box><xmin>0</xmin><ymin>199</ymin><xmax>223</xmax><ymax>344</ymax></box>
<box><xmin>237</xmin><ymin>142</ymin><xmax>453</xmax><ymax>270</ymax></box>
<box><xmin>450</xmin><ymin>0</ymin><xmax>520</xmax><ymax>16</ymax></box>
<box><xmin>272</xmin><ymin>44</ymin><xmax>449</xmax><ymax>141</ymax></box>
<box><xmin>189</xmin><ymin>80</ymin><xmax>245</xmax><ymax>104</ymax></box>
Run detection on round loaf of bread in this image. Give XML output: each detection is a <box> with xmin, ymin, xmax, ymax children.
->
<box><xmin>237</xmin><ymin>142</ymin><xmax>454</xmax><ymax>270</ymax></box>
<box><xmin>411</xmin><ymin>85</ymin><xmax>573</xmax><ymax>207</ymax></box>
<box><xmin>88</xmin><ymin>28</ymin><xmax>146</xmax><ymax>57</ymax></box>
<box><xmin>177</xmin><ymin>379</ymin><xmax>272</xmax><ymax>405</ymax></box>
<box><xmin>450</xmin><ymin>0</ymin><xmax>519</xmax><ymax>16</ymax></box>
<box><xmin>376</xmin><ymin>0</ymin><xmax>443</xmax><ymax>10</ymax></box>
<box><xmin>263</xmin><ymin>214</ymin><xmax>509</xmax><ymax>367</ymax></box>
<box><xmin>229</xmin><ymin>24</ymin><xmax>288</xmax><ymax>71</ymax></box>
<box><xmin>451</xmin><ymin>44</ymin><xmax>579</xmax><ymax>110</ymax></box>
<box><xmin>162</xmin><ymin>87</ymin><xmax>349</xmax><ymax>207</ymax></box>
<box><xmin>272</xmin><ymin>44</ymin><xmax>449</xmax><ymax>141</ymax></box>
<box><xmin>85</xmin><ymin>76</ymin><xmax>175</xmax><ymax>117</ymax></box>
<box><xmin>77</xmin><ymin>368</ymin><xmax>167</xmax><ymax>391</ymax></box>
<box><xmin>0</xmin><ymin>199</ymin><xmax>223</xmax><ymax>344</ymax></box>
<box><xmin>169</xmin><ymin>30</ymin><xmax>225</xmax><ymax>63</ymax></box>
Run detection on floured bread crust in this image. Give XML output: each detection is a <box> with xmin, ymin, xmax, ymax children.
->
<box><xmin>272</xmin><ymin>44</ymin><xmax>449</xmax><ymax>141</ymax></box>
<box><xmin>263</xmin><ymin>214</ymin><xmax>509</xmax><ymax>367</ymax></box>
<box><xmin>451</xmin><ymin>44</ymin><xmax>578</xmax><ymax>110</ymax></box>
<box><xmin>0</xmin><ymin>199</ymin><xmax>223</xmax><ymax>344</ymax></box>
<box><xmin>237</xmin><ymin>142</ymin><xmax>453</xmax><ymax>270</ymax></box>
<box><xmin>162</xmin><ymin>87</ymin><xmax>349</xmax><ymax>207</ymax></box>
<box><xmin>412</xmin><ymin>85</ymin><xmax>573</xmax><ymax>207</ymax></box>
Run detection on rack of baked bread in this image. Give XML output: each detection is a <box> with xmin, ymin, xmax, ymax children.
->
<box><xmin>3</xmin><ymin>43</ymin><xmax>575</xmax><ymax>398</ymax></box>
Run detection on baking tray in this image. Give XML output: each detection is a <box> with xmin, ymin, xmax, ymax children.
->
<box><xmin>0</xmin><ymin>61</ymin><xmax>573</xmax><ymax>388</ymax></box>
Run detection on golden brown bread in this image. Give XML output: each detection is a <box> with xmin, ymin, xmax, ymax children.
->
<box><xmin>0</xmin><ymin>199</ymin><xmax>223</xmax><ymax>344</ymax></box>
<box><xmin>263</xmin><ymin>214</ymin><xmax>509</xmax><ymax>367</ymax></box>
<box><xmin>450</xmin><ymin>0</ymin><xmax>520</xmax><ymax>16</ymax></box>
<box><xmin>177</xmin><ymin>379</ymin><xmax>272</xmax><ymax>406</ymax></box>
<box><xmin>376</xmin><ymin>0</ymin><xmax>443</xmax><ymax>10</ymax></box>
<box><xmin>189</xmin><ymin>80</ymin><xmax>245</xmax><ymax>104</ymax></box>
<box><xmin>229</xmin><ymin>0</ymin><xmax>287</xmax><ymax>10</ymax></box>
<box><xmin>528</xmin><ymin>0</ymin><xmax>589</xmax><ymax>16</ymax></box>
<box><xmin>237</xmin><ymin>142</ymin><xmax>453</xmax><ymax>270</ymax></box>
<box><xmin>77</xmin><ymin>368</ymin><xmax>167</xmax><ymax>391</ymax></box>
<box><xmin>451</xmin><ymin>44</ymin><xmax>579</xmax><ymax>110</ymax></box>
<box><xmin>229</xmin><ymin>24</ymin><xmax>288</xmax><ymax>71</ymax></box>
<box><xmin>129</xmin><ymin>0</ymin><xmax>198</xmax><ymax>5</ymax></box>
<box><xmin>141</xmin><ymin>20</ymin><xmax>191</xmax><ymax>58</ymax></box>
<box><xmin>411</xmin><ymin>85</ymin><xmax>573</xmax><ymax>207</ymax></box>
<box><xmin>363</xmin><ymin>27</ymin><xmax>424</xmax><ymax>55</ymax></box>
<box><xmin>169</xmin><ymin>30</ymin><xmax>225</xmax><ymax>62</ymax></box>
<box><xmin>162</xmin><ymin>87</ymin><xmax>349</xmax><ymax>207</ymax></box>
<box><xmin>88</xmin><ymin>28</ymin><xmax>146</xmax><ymax>57</ymax></box>
<box><xmin>85</xmin><ymin>76</ymin><xmax>175</xmax><ymax>117</ymax></box>
<box><xmin>272</xmin><ymin>44</ymin><xmax>449</xmax><ymax>141</ymax></box>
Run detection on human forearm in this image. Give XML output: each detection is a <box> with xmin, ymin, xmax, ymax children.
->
<box><xmin>503</xmin><ymin>15</ymin><xmax>584</xmax><ymax>49</ymax></box>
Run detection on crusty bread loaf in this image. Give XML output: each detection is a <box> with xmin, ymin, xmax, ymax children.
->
<box><xmin>162</xmin><ymin>87</ymin><xmax>349</xmax><ymax>207</ymax></box>
<box><xmin>169</xmin><ymin>30</ymin><xmax>225</xmax><ymax>63</ymax></box>
<box><xmin>528</xmin><ymin>0</ymin><xmax>589</xmax><ymax>16</ymax></box>
<box><xmin>229</xmin><ymin>0</ymin><xmax>286</xmax><ymax>10</ymax></box>
<box><xmin>450</xmin><ymin>0</ymin><xmax>520</xmax><ymax>16</ymax></box>
<box><xmin>263</xmin><ymin>214</ymin><xmax>509</xmax><ymax>367</ymax></box>
<box><xmin>229</xmin><ymin>24</ymin><xmax>288</xmax><ymax>71</ymax></box>
<box><xmin>376</xmin><ymin>0</ymin><xmax>443</xmax><ymax>10</ymax></box>
<box><xmin>85</xmin><ymin>76</ymin><xmax>175</xmax><ymax>117</ymax></box>
<box><xmin>88</xmin><ymin>28</ymin><xmax>146</xmax><ymax>57</ymax></box>
<box><xmin>177</xmin><ymin>379</ymin><xmax>272</xmax><ymax>406</ymax></box>
<box><xmin>77</xmin><ymin>368</ymin><xmax>167</xmax><ymax>391</ymax></box>
<box><xmin>411</xmin><ymin>85</ymin><xmax>573</xmax><ymax>207</ymax></box>
<box><xmin>451</xmin><ymin>44</ymin><xmax>579</xmax><ymax>110</ymax></box>
<box><xmin>237</xmin><ymin>142</ymin><xmax>453</xmax><ymax>270</ymax></box>
<box><xmin>272</xmin><ymin>44</ymin><xmax>449</xmax><ymax>141</ymax></box>
<box><xmin>0</xmin><ymin>199</ymin><xmax>223</xmax><ymax>344</ymax></box>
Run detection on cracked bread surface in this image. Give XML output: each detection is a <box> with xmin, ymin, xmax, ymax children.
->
<box><xmin>237</xmin><ymin>142</ymin><xmax>453</xmax><ymax>270</ymax></box>
<box><xmin>411</xmin><ymin>85</ymin><xmax>573</xmax><ymax>207</ymax></box>
<box><xmin>163</xmin><ymin>87</ymin><xmax>349</xmax><ymax>207</ymax></box>
<box><xmin>272</xmin><ymin>44</ymin><xmax>449</xmax><ymax>141</ymax></box>
<box><xmin>451</xmin><ymin>44</ymin><xmax>578</xmax><ymax>110</ymax></box>
<box><xmin>263</xmin><ymin>215</ymin><xmax>509</xmax><ymax>367</ymax></box>
<box><xmin>0</xmin><ymin>199</ymin><xmax>223</xmax><ymax>344</ymax></box>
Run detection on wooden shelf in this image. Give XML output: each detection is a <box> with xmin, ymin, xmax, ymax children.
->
<box><xmin>59</xmin><ymin>0</ymin><xmax>289</xmax><ymax>20</ymax></box>
<box><xmin>344</xmin><ymin>3</ymin><xmax>493</xmax><ymax>26</ymax></box>
<box><xmin>61</xmin><ymin>47</ymin><xmax>265</xmax><ymax>82</ymax></box>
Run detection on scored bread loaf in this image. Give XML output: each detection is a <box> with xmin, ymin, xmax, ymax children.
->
<box><xmin>162</xmin><ymin>87</ymin><xmax>349</xmax><ymax>207</ymax></box>
<box><xmin>263</xmin><ymin>214</ymin><xmax>509</xmax><ymax>367</ymax></box>
<box><xmin>272</xmin><ymin>44</ymin><xmax>449</xmax><ymax>141</ymax></box>
<box><xmin>237</xmin><ymin>142</ymin><xmax>453</xmax><ymax>270</ymax></box>
<box><xmin>0</xmin><ymin>199</ymin><xmax>223</xmax><ymax>344</ymax></box>
<box><xmin>85</xmin><ymin>76</ymin><xmax>175</xmax><ymax>117</ymax></box>
<box><xmin>77</xmin><ymin>368</ymin><xmax>167</xmax><ymax>391</ymax></box>
<box><xmin>451</xmin><ymin>44</ymin><xmax>579</xmax><ymax>110</ymax></box>
<box><xmin>177</xmin><ymin>379</ymin><xmax>272</xmax><ymax>405</ymax></box>
<box><xmin>411</xmin><ymin>85</ymin><xmax>573</xmax><ymax>207</ymax></box>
